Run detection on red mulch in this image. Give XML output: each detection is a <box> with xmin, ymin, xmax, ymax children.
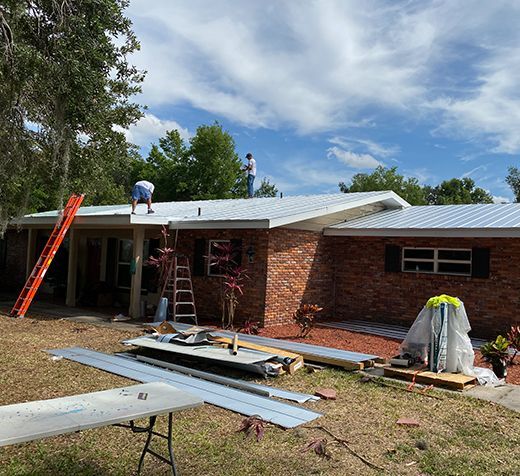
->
<box><xmin>258</xmin><ymin>323</ymin><xmax>520</xmax><ymax>385</ymax></box>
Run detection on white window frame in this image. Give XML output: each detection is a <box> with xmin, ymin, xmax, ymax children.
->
<box><xmin>402</xmin><ymin>247</ymin><xmax>472</xmax><ymax>276</ymax></box>
<box><xmin>207</xmin><ymin>239</ymin><xmax>230</xmax><ymax>277</ymax></box>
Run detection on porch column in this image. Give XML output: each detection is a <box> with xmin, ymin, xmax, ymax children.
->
<box><xmin>66</xmin><ymin>228</ymin><xmax>78</xmax><ymax>307</ymax></box>
<box><xmin>129</xmin><ymin>226</ymin><xmax>144</xmax><ymax>318</ymax></box>
<box><xmin>25</xmin><ymin>228</ymin><xmax>37</xmax><ymax>278</ymax></box>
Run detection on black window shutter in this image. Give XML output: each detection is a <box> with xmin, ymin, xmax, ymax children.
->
<box><xmin>193</xmin><ymin>238</ymin><xmax>206</xmax><ymax>276</ymax></box>
<box><xmin>384</xmin><ymin>245</ymin><xmax>401</xmax><ymax>272</ymax></box>
<box><xmin>472</xmin><ymin>247</ymin><xmax>490</xmax><ymax>278</ymax></box>
<box><xmin>105</xmin><ymin>238</ymin><xmax>118</xmax><ymax>286</ymax></box>
<box><xmin>230</xmin><ymin>239</ymin><xmax>243</xmax><ymax>267</ymax></box>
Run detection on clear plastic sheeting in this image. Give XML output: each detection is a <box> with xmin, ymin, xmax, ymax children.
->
<box><xmin>400</xmin><ymin>296</ymin><xmax>488</xmax><ymax>381</ymax></box>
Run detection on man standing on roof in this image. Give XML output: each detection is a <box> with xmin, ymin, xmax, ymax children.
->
<box><xmin>243</xmin><ymin>152</ymin><xmax>256</xmax><ymax>198</ymax></box>
<box><xmin>131</xmin><ymin>180</ymin><xmax>155</xmax><ymax>214</ymax></box>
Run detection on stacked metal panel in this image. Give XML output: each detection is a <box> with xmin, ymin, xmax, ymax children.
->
<box><xmin>48</xmin><ymin>347</ymin><xmax>322</xmax><ymax>428</ymax></box>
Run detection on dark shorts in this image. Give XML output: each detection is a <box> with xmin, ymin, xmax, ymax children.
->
<box><xmin>131</xmin><ymin>184</ymin><xmax>152</xmax><ymax>201</ymax></box>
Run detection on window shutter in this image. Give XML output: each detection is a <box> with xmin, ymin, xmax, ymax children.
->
<box><xmin>149</xmin><ymin>238</ymin><xmax>160</xmax><ymax>258</ymax></box>
<box><xmin>384</xmin><ymin>245</ymin><xmax>401</xmax><ymax>272</ymax></box>
<box><xmin>193</xmin><ymin>238</ymin><xmax>206</xmax><ymax>276</ymax></box>
<box><xmin>472</xmin><ymin>247</ymin><xmax>490</xmax><ymax>278</ymax></box>
<box><xmin>230</xmin><ymin>239</ymin><xmax>243</xmax><ymax>267</ymax></box>
<box><xmin>105</xmin><ymin>238</ymin><xmax>118</xmax><ymax>286</ymax></box>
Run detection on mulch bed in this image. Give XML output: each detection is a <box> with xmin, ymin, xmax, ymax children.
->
<box><xmin>258</xmin><ymin>323</ymin><xmax>520</xmax><ymax>385</ymax></box>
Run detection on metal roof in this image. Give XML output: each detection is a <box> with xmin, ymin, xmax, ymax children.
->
<box><xmin>325</xmin><ymin>203</ymin><xmax>520</xmax><ymax>237</ymax></box>
<box><xmin>19</xmin><ymin>192</ymin><xmax>409</xmax><ymax>230</ymax></box>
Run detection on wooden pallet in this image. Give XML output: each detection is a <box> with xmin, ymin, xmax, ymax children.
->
<box><xmin>383</xmin><ymin>366</ymin><xmax>477</xmax><ymax>391</ymax></box>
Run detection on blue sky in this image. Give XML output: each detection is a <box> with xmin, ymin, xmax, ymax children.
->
<box><xmin>121</xmin><ymin>0</ymin><xmax>520</xmax><ymax>201</ymax></box>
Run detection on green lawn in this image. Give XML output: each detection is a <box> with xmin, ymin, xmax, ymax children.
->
<box><xmin>0</xmin><ymin>315</ymin><xmax>518</xmax><ymax>476</ymax></box>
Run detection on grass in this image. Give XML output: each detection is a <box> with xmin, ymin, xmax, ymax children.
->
<box><xmin>0</xmin><ymin>315</ymin><xmax>519</xmax><ymax>475</ymax></box>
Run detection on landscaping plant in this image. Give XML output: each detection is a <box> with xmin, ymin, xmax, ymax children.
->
<box><xmin>293</xmin><ymin>303</ymin><xmax>323</xmax><ymax>337</ymax></box>
<box><xmin>239</xmin><ymin>319</ymin><xmax>260</xmax><ymax>335</ymax></box>
<box><xmin>480</xmin><ymin>335</ymin><xmax>511</xmax><ymax>379</ymax></box>
<box><xmin>209</xmin><ymin>242</ymin><xmax>248</xmax><ymax>329</ymax></box>
<box><xmin>507</xmin><ymin>325</ymin><xmax>519</xmax><ymax>364</ymax></box>
<box><xmin>146</xmin><ymin>226</ymin><xmax>175</xmax><ymax>293</ymax></box>
<box><xmin>237</xmin><ymin>416</ymin><xmax>265</xmax><ymax>442</ymax></box>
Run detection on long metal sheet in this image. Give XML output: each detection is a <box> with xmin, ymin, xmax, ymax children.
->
<box><xmin>116</xmin><ymin>353</ymin><xmax>319</xmax><ymax>403</ymax></box>
<box><xmin>159</xmin><ymin>322</ymin><xmax>379</xmax><ymax>362</ymax></box>
<box><xmin>319</xmin><ymin>320</ymin><xmax>489</xmax><ymax>351</ymax></box>
<box><xmin>48</xmin><ymin>348</ymin><xmax>322</xmax><ymax>428</ymax></box>
<box><xmin>0</xmin><ymin>382</ymin><xmax>202</xmax><ymax>447</ymax></box>
<box><xmin>123</xmin><ymin>336</ymin><xmax>276</xmax><ymax>364</ymax></box>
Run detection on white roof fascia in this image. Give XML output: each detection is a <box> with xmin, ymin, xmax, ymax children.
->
<box><xmin>15</xmin><ymin>215</ymin><xmax>132</xmax><ymax>227</ymax></box>
<box><xmin>130</xmin><ymin>215</ymin><xmax>170</xmax><ymax>225</ymax></box>
<box><xmin>169</xmin><ymin>219</ymin><xmax>270</xmax><ymax>230</ymax></box>
<box><xmin>268</xmin><ymin>192</ymin><xmax>409</xmax><ymax>229</ymax></box>
<box><xmin>324</xmin><ymin>227</ymin><xmax>520</xmax><ymax>238</ymax></box>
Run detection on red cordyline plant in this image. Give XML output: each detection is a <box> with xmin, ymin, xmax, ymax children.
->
<box><xmin>237</xmin><ymin>416</ymin><xmax>266</xmax><ymax>442</ymax></box>
<box><xmin>508</xmin><ymin>325</ymin><xmax>520</xmax><ymax>364</ymax></box>
<box><xmin>239</xmin><ymin>319</ymin><xmax>260</xmax><ymax>335</ymax></box>
<box><xmin>146</xmin><ymin>226</ymin><xmax>175</xmax><ymax>293</ymax></box>
<box><xmin>293</xmin><ymin>303</ymin><xmax>323</xmax><ymax>338</ymax></box>
<box><xmin>209</xmin><ymin>242</ymin><xmax>248</xmax><ymax>329</ymax></box>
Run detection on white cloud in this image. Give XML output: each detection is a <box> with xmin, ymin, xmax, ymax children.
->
<box><xmin>125</xmin><ymin>0</ymin><xmax>520</xmax><ymax>153</ymax></box>
<box><xmin>327</xmin><ymin>146</ymin><xmax>382</xmax><ymax>169</ymax></box>
<box><xmin>329</xmin><ymin>137</ymin><xmax>399</xmax><ymax>158</ymax></box>
<box><xmin>115</xmin><ymin>113</ymin><xmax>191</xmax><ymax>147</ymax></box>
<box><xmin>492</xmin><ymin>195</ymin><xmax>510</xmax><ymax>204</ymax></box>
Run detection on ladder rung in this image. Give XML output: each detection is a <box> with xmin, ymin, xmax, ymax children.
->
<box><xmin>175</xmin><ymin>302</ymin><xmax>195</xmax><ymax>306</ymax></box>
<box><xmin>175</xmin><ymin>278</ymin><xmax>191</xmax><ymax>281</ymax></box>
<box><xmin>174</xmin><ymin>314</ymin><xmax>196</xmax><ymax>317</ymax></box>
<box><xmin>176</xmin><ymin>290</ymin><xmax>193</xmax><ymax>293</ymax></box>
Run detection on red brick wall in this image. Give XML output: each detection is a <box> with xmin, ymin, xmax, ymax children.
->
<box><xmin>332</xmin><ymin>236</ymin><xmax>520</xmax><ymax>337</ymax></box>
<box><xmin>264</xmin><ymin>228</ymin><xmax>333</xmax><ymax>326</ymax></box>
<box><xmin>0</xmin><ymin>229</ymin><xmax>28</xmax><ymax>291</ymax></box>
<box><xmin>174</xmin><ymin>229</ymin><xmax>269</xmax><ymax>326</ymax></box>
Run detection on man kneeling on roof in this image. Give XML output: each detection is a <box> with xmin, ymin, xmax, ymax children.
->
<box><xmin>131</xmin><ymin>180</ymin><xmax>155</xmax><ymax>214</ymax></box>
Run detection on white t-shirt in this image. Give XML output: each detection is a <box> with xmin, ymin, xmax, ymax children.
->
<box><xmin>248</xmin><ymin>158</ymin><xmax>256</xmax><ymax>176</ymax></box>
<box><xmin>135</xmin><ymin>180</ymin><xmax>155</xmax><ymax>193</ymax></box>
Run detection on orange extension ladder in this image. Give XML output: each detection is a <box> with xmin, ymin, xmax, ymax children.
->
<box><xmin>10</xmin><ymin>193</ymin><xmax>85</xmax><ymax>318</ymax></box>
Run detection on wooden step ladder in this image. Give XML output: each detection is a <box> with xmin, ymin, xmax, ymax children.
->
<box><xmin>10</xmin><ymin>193</ymin><xmax>85</xmax><ymax>318</ymax></box>
<box><xmin>161</xmin><ymin>254</ymin><xmax>198</xmax><ymax>325</ymax></box>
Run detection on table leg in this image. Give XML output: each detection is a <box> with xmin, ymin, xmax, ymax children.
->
<box><xmin>115</xmin><ymin>412</ymin><xmax>178</xmax><ymax>476</ymax></box>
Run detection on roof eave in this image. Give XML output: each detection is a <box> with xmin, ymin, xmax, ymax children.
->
<box><xmin>324</xmin><ymin>227</ymin><xmax>520</xmax><ymax>238</ymax></box>
<box><xmin>169</xmin><ymin>219</ymin><xmax>271</xmax><ymax>230</ymax></box>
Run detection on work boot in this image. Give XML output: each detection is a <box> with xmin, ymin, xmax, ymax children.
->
<box><xmin>147</xmin><ymin>209</ymin><xmax>155</xmax><ymax>214</ymax></box>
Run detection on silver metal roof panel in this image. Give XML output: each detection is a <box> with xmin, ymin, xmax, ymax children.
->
<box><xmin>48</xmin><ymin>347</ymin><xmax>322</xmax><ymax>428</ymax></box>
<box><xmin>325</xmin><ymin>203</ymin><xmax>520</xmax><ymax>237</ymax></box>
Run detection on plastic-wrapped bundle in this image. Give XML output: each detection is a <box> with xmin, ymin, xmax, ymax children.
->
<box><xmin>400</xmin><ymin>295</ymin><xmax>475</xmax><ymax>375</ymax></box>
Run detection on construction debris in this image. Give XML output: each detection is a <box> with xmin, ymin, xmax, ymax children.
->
<box><xmin>396</xmin><ymin>418</ymin><xmax>420</xmax><ymax>427</ymax></box>
<box><xmin>314</xmin><ymin>388</ymin><xmax>337</xmax><ymax>400</ymax></box>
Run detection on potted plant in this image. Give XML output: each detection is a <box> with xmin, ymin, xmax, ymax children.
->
<box><xmin>480</xmin><ymin>335</ymin><xmax>511</xmax><ymax>379</ymax></box>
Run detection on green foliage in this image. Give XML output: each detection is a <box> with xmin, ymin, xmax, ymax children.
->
<box><xmin>424</xmin><ymin>178</ymin><xmax>493</xmax><ymax>205</ymax></box>
<box><xmin>254</xmin><ymin>177</ymin><xmax>279</xmax><ymax>198</ymax></box>
<box><xmin>0</xmin><ymin>0</ymin><xmax>143</xmax><ymax>228</ymax></box>
<box><xmin>480</xmin><ymin>335</ymin><xmax>511</xmax><ymax>365</ymax></box>
<box><xmin>339</xmin><ymin>166</ymin><xmax>427</xmax><ymax>205</ymax></box>
<box><xmin>131</xmin><ymin>123</ymin><xmax>272</xmax><ymax>201</ymax></box>
<box><xmin>339</xmin><ymin>166</ymin><xmax>494</xmax><ymax>206</ymax></box>
<box><xmin>505</xmin><ymin>166</ymin><xmax>520</xmax><ymax>202</ymax></box>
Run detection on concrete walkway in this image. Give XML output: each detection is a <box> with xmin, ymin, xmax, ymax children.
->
<box><xmin>465</xmin><ymin>384</ymin><xmax>520</xmax><ymax>413</ymax></box>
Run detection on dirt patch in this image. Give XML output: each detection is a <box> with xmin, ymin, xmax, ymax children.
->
<box><xmin>259</xmin><ymin>323</ymin><xmax>520</xmax><ymax>385</ymax></box>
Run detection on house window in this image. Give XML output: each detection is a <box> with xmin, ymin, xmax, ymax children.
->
<box><xmin>208</xmin><ymin>239</ymin><xmax>230</xmax><ymax>277</ymax></box>
<box><xmin>402</xmin><ymin>248</ymin><xmax>471</xmax><ymax>276</ymax></box>
<box><xmin>0</xmin><ymin>237</ymin><xmax>6</xmax><ymax>269</ymax></box>
<box><xmin>207</xmin><ymin>239</ymin><xmax>243</xmax><ymax>277</ymax></box>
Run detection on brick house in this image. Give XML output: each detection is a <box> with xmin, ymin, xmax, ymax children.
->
<box><xmin>1</xmin><ymin>193</ymin><xmax>519</xmax><ymax>337</ymax></box>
